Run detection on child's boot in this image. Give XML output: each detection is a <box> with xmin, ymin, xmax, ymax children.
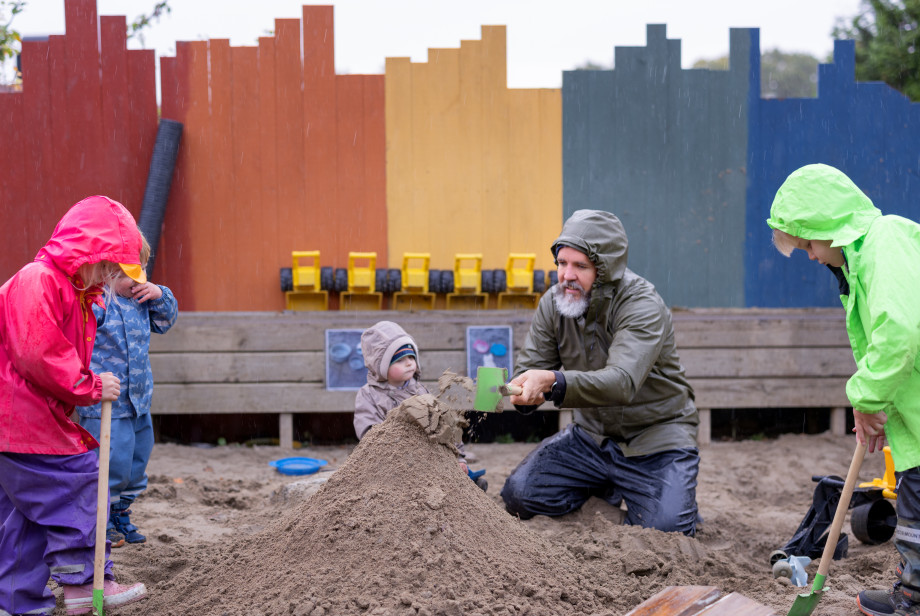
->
<box><xmin>106</xmin><ymin>520</ymin><xmax>125</xmax><ymax>548</ymax></box>
<box><xmin>111</xmin><ymin>500</ymin><xmax>146</xmax><ymax>544</ymax></box>
<box><xmin>857</xmin><ymin>581</ymin><xmax>920</xmax><ymax>615</ymax></box>
<box><xmin>62</xmin><ymin>579</ymin><xmax>147</xmax><ymax>615</ymax></box>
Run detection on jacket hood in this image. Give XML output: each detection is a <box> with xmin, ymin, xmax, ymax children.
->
<box><xmin>360</xmin><ymin>320</ymin><xmax>421</xmax><ymax>384</ymax></box>
<box><xmin>35</xmin><ymin>195</ymin><xmax>143</xmax><ymax>279</ymax></box>
<box><xmin>766</xmin><ymin>164</ymin><xmax>882</xmax><ymax>247</ymax></box>
<box><xmin>551</xmin><ymin>209</ymin><xmax>628</xmax><ymax>285</ymax></box>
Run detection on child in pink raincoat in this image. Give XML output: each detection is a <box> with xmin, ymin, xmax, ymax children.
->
<box><xmin>0</xmin><ymin>196</ymin><xmax>149</xmax><ymax>616</ymax></box>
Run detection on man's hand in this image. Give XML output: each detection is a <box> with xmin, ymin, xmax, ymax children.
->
<box><xmin>99</xmin><ymin>371</ymin><xmax>121</xmax><ymax>402</ymax></box>
<box><xmin>853</xmin><ymin>409</ymin><xmax>887</xmax><ymax>453</ymax></box>
<box><xmin>509</xmin><ymin>369</ymin><xmax>555</xmax><ymax>406</ymax></box>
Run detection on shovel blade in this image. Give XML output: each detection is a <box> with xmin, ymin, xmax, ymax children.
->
<box><xmin>473</xmin><ymin>367</ymin><xmax>508</xmax><ymax>411</ymax></box>
<box><xmin>786</xmin><ymin>588</ymin><xmax>823</xmax><ymax>616</ymax></box>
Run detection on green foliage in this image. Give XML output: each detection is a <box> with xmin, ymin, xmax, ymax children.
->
<box><xmin>761</xmin><ymin>50</ymin><xmax>819</xmax><ymax>98</ymax></box>
<box><xmin>833</xmin><ymin>0</ymin><xmax>920</xmax><ymax>100</ymax></box>
<box><xmin>0</xmin><ymin>0</ymin><xmax>25</xmax><ymax>83</ymax></box>
<box><xmin>128</xmin><ymin>0</ymin><xmax>171</xmax><ymax>47</ymax></box>
<box><xmin>694</xmin><ymin>49</ymin><xmax>819</xmax><ymax>98</ymax></box>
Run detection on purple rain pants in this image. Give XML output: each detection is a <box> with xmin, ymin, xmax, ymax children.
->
<box><xmin>0</xmin><ymin>451</ymin><xmax>113</xmax><ymax>616</ymax></box>
<box><xmin>501</xmin><ymin>423</ymin><xmax>700</xmax><ymax>536</ymax></box>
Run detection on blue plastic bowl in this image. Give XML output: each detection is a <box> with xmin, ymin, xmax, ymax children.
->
<box><xmin>269</xmin><ymin>457</ymin><xmax>328</xmax><ymax>476</ymax></box>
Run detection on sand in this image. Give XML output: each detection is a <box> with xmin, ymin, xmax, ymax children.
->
<box><xmin>64</xmin><ymin>399</ymin><xmax>900</xmax><ymax>616</ymax></box>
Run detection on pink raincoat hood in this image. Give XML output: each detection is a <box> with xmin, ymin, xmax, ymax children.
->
<box><xmin>36</xmin><ymin>195</ymin><xmax>143</xmax><ymax>282</ymax></box>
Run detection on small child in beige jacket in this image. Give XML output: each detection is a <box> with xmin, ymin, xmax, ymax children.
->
<box><xmin>353</xmin><ymin>320</ymin><xmax>486</xmax><ymax>490</ymax></box>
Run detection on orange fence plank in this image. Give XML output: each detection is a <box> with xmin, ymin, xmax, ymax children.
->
<box><xmin>208</xmin><ymin>39</ymin><xmax>234</xmax><ymax>310</ymax></box>
<box><xmin>230</xmin><ymin>46</ymin><xmax>268</xmax><ymax>309</ymax></box>
<box><xmin>302</xmin><ymin>6</ymin><xmax>338</xmax><ymax>261</ymax></box>
<box><xmin>363</xmin><ymin>74</ymin><xmax>387</xmax><ymax>265</ymax></box>
<box><xmin>335</xmin><ymin>75</ymin><xmax>366</xmax><ymax>253</ymax></box>
<box><xmin>274</xmin><ymin>18</ymin><xmax>305</xmax><ymax>296</ymax></box>
<box><xmin>258</xmin><ymin>36</ymin><xmax>282</xmax><ymax>309</ymax></box>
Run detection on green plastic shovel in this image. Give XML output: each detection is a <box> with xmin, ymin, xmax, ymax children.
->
<box><xmin>787</xmin><ymin>440</ymin><xmax>867</xmax><ymax>616</ymax></box>
<box><xmin>472</xmin><ymin>367</ymin><xmax>523</xmax><ymax>411</ymax></box>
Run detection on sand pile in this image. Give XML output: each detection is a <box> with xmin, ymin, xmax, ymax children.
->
<box><xmin>130</xmin><ymin>395</ymin><xmax>626</xmax><ymax>615</ymax></box>
<box><xmin>118</xmin><ymin>391</ymin><xmax>866</xmax><ymax>616</ymax></box>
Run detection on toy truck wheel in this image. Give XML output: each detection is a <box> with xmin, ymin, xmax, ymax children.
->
<box><xmin>387</xmin><ymin>268</ymin><xmax>402</xmax><ymax>293</ymax></box>
<box><xmin>851</xmin><ymin>499</ymin><xmax>896</xmax><ymax>545</ymax></box>
<box><xmin>772</xmin><ymin>560</ymin><xmax>793</xmax><ymax>580</ymax></box>
<box><xmin>280</xmin><ymin>267</ymin><xmax>293</xmax><ymax>292</ymax></box>
<box><xmin>492</xmin><ymin>269</ymin><xmax>507</xmax><ymax>293</ymax></box>
<box><xmin>768</xmin><ymin>550</ymin><xmax>788</xmax><ymax>566</ymax></box>
<box><xmin>320</xmin><ymin>267</ymin><xmax>334</xmax><ymax>291</ymax></box>
<box><xmin>334</xmin><ymin>268</ymin><xmax>348</xmax><ymax>293</ymax></box>
<box><xmin>481</xmin><ymin>270</ymin><xmax>494</xmax><ymax>294</ymax></box>
<box><xmin>427</xmin><ymin>270</ymin><xmax>440</xmax><ymax>294</ymax></box>
<box><xmin>548</xmin><ymin>270</ymin><xmax>558</xmax><ymax>287</ymax></box>
<box><xmin>533</xmin><ymin>270</ymin><xmax>546</xmax><ymax>293</ymax></box>
<box><xmin>440</xmin><ymin>270</ymin><xmax>454</xmax><ymax>294</ymax></box>
<box><xmin>375</xmin><ymin>268</ymin><xmax>387</xmax><ymax>294</ymax></box>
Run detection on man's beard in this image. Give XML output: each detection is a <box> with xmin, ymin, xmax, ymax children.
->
<box><xmin>552</xmin><ymin>282</ymin><xmax>590</xmax><ymax>318</ymax></box>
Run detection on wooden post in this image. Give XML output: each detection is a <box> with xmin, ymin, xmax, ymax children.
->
<box><xmin>279</xmin><ymin>413</ymin><xmax>294</xmax><ymax>449</ymax></box>
<box><xmin>697</xmin><ymin>408</ymin><xmax>711</xmax><ymax>447</ymax></box>
<box><xmin>830</xmin><ymin>407</ymin><xmax>847</xmax><ymax>436</ymax></box>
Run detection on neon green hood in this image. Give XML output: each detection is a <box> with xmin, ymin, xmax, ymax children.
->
<box><xmin>766</xmin><ymin>164</ymin><xmax>882</xmax><ymax>247</ymax></box>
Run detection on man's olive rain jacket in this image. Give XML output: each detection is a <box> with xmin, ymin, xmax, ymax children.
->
<box><xmin>768</xmin><ymin>164</ymin><xmax>920</xmax><ymax>472</ymax></box>
<box><xmin>515</xmin><ymin>210</ymin><xmax>699</xmax><ymax>456</ymax></box>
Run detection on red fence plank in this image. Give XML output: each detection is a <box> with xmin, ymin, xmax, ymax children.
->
<box><xmin>20</xmin><ymin>39</ymin><xmax>54</xmax><ymax>269</ymax></box>
<box><xmin>64</xmin><ymin>0</ymin><xmax>104</xmax><ymax>204</ymax></box>
<box><xmin>126</xmin><ymin>48</ymin><xmax>158</xmax><ymax>216</ymax></box>
<box><xmin>0</xmin><ymin>91</ymin><xmax>26</xmax><ymax>278</ymax></box>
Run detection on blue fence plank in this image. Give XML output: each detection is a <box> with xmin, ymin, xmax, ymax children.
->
<box><xmin>563</xmin><ymin>25</ymin><xmax>751</xmax><ymax>307</ymax></box>
<box><xmin>745</xmin><ymin>40</ymin><xmax>920</xmax><ymax>307</ymax></box>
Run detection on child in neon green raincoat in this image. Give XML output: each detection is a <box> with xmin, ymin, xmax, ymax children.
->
<box><xmin>768</xmin><ymin>163</ymin><xmax>920</xmax><ymax>616</ymax></box>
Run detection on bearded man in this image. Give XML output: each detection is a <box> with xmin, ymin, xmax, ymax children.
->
<box><xmin>500</xmin><ymin>209</ymin><xmax>701</xmax><ymax>536</ymax></box>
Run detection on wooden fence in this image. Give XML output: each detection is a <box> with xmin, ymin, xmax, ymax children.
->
<box><xmin>0</xmin><ymin>0</ymin><xmax>157</xmax><ymax>280</ymax></box>
<box><xmin>149</xmin><ymin>308</ymin><xmax>855</xmax><ymax>447</ymax></box>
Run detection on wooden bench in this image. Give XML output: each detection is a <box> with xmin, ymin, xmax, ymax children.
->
<box><xmin>671</xmin><ymin>308</ymin><xmax>855</xmax><ymax>445</ymax></box>
<box><xmin>149</xmin><ymin>308</ymin><xmax>855</xmax><ymax>448</ymax></box>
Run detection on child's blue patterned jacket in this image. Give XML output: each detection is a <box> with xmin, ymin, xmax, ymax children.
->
<box><xmin>76</xmin><ymin>286</ymin><xmax>178</xmax><ymax>419</ymax></box>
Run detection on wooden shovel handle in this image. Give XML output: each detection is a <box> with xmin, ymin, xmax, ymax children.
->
<box><xmin>499</xmin><ymin>383</ymin><xmax>523</xmax><ymax>396</ymax></box>
<box><xmin>94</xmin><ymin>401</ymin><xmax>112</xmax><ymax>594</ymax></box>
<box><xmin>816</xmin><ymin>440</ymin><xmax>867</xmax><ymax>577</ymax></box>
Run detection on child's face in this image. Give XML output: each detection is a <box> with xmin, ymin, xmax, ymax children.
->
<box><xmin>111</xmin><ymin>273</ymin><xmax>136</xmax><ymax>298</ymax></box>
<box><xmin>791</xmin><ymin>237</ymin><xmax>846</xmax><ymax>267</ymax></box>
<box><xmin>387</xmin><ymin>355</ymin><xmax>417</xmax><ymax>386</ymax></box>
